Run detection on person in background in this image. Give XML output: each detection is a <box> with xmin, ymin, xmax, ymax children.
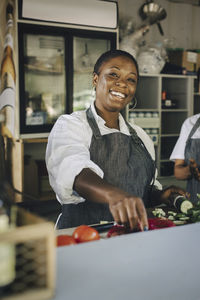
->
<box><xmin>170</xmin><ymin>114</ymin><xmax>200</xmax><ymax>203</ymax></box>
<box><xmin>46</xmin><ymin>49</ymin><xmax>185</xmax><ymax>230</ymax></box>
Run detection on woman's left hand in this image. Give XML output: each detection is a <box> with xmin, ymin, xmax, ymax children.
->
<box><xmin>160</xmin><ymin>185</ymin><xmax>188</xmax><ymax>207</ymax></box>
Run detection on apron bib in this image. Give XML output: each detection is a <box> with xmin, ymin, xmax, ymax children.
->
<box><xmin>58</xmin><ymin>107</ymin><xmax>155</xmax><ymax>229</ymax></box>
<box><xmin>185</xmin><ymin>117</ymin><xmax>200</xmax><ymax>203</ymax></box>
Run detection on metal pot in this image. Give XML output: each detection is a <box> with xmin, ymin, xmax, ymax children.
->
<box><xmin>139</xmin><ymin>0</ymin><xmax>167</xmax><ymax>35</ymax></box>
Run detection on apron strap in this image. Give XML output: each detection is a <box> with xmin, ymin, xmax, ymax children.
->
<box><xmin>126</xmin><ymin>121</ymin><xmax>156</xmax><ymax>166</ymax></box>
<box><xmin>126</xmin><ymin>121</ymin><xmax>156</xmax><ymax>187</ymax></box>
<box><xmin>86</xmin><ymin>107</ymin><xmax>102</xmax><ymax>139</ymax></box>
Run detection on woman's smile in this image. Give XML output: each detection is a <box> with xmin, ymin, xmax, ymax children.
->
<box><xmin>109</xmin><ymin>89</ymin><xmax>126</xmax><ymax>99</ymax></box>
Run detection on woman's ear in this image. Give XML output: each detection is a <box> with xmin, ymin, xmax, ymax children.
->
<box><xmin>93</xmin><ymin>73</ymin><xmax>98</xmax><ymax>88</ymax></box>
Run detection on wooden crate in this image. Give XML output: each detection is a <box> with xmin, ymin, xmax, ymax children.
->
<box><xmin>0</xmin><ymin>207</ymin><xmax>56</xmax><ymax>300</ymax></box>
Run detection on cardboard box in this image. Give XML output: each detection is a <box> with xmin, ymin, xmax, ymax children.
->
<box><xmin>168</xmin><ymin>50</ymin><xmax>198</xmax><ymax>72</ymax></box>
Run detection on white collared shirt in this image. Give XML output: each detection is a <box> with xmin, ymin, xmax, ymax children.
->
<box><xmin>170</xmin><ymin>114</ymin><xmax>200</xmax><ymax>161</ymax></box>
<box><xmin>45</xmin><ymin>102</ymin><xmax>161</xmax><ymax>204</ymax></box>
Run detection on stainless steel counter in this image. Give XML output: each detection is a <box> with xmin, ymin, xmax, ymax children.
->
<box><xmin>53</xmin><ymin>223</ymin><xmax>200</xmax><ymax>300</ymax></box>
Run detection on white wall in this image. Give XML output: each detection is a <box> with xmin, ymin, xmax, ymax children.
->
<box><xmin>118</xmin><ymin>0</ymin><xmax>200</xmax><ymax>50</ymax></box>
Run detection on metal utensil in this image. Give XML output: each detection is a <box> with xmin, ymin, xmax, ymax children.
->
<box><xmin>91</xmin><ymin>222</ymin><xmax>115</xmax><ymax>232</ymax></box>
<box><xmin>139</xmin><ymin>0</ymin><xmax>167</xmax><ymax>35</ymax></box>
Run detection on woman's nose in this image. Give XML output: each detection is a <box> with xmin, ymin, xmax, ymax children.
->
<box><xmin>115</xmin><ymin>79</ymin><xmax>126</xmax><ymax>87</ymax></box>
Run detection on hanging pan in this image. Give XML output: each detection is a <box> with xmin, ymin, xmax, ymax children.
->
<box><xmin>139</xmin><ymin>0</ymin><xmax>167</xmax><ymax>35</ymax></box>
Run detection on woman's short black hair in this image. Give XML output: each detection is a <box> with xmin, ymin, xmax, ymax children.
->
<box><xmin>93</xmin><ymin>49</ymin><xmax>139</xmax><ymax>79</ymax></box>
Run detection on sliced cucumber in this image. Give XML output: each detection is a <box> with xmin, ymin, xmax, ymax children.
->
<box><xmin>173</xmin><ymin>196</ymin><xmax>193</xmax><ymax>213</ymax></box>
<box><xmin>168</xmin><ymin>211</ymin><xmax>177</xmax><ymax>216</ymax></box>
<box><xmin>173</xmin><ymin>220</ymin><xmax>187</xmax><ymax>225</ymax></box>
<box><xmin>176</xmin><ymin>213</ymin><xmax>187</xmax><ymax>218</ymax></box>
<box><xmin>168</xmin><ymin>215</ymin><xmax>176</xmax><ymax>221</ymax></box>
<box><xmin>180</xmin><ymin>200</ymin><xmax>193</xmax><ymax>214</ymax></box>
<box><xmin>178</xmin><ymin>216</ymin><xmax>190</xmax><ymax>221</ymax></box>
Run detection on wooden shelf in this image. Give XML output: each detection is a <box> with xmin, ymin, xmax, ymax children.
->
<box><xmin>25</xmin><ymin>64</ymin><xmax>63</xmax><ymax>75</ymax></box>
<box><xmin>23</xmin><ymin>138</ymin><xmax>48</xmax><ymax>143</ymax></box>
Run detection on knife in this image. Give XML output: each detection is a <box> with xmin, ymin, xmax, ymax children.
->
<box><xmin>91</xmin><ymin>222</ymin><xmax>115</xmax><ymax>232</ymax></box>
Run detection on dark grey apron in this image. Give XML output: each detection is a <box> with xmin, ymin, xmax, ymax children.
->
<box><xmin>57</xmin><ymin>107</ymin><xmax>155</xmax><ymax>229</ymax></box>
<box><xmin>185</xmin><ymin>116</ymin><xmax>200</xmax><ymax>203</ymax></box>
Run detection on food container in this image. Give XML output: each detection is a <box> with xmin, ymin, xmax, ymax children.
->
<box><xmin>167</xmin><ymin>50</ymin><xmax>198</xmax><ymax>72</ymax></box>
<box><xmin>0</xmin><ymin>207</ymin><xmax>55</xmax><ymax>300</ymax></box>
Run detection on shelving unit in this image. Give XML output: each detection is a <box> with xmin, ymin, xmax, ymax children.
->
<box><xmin>127</xmin><ymin>73</ymin><xmax>196</xmax><ymax>178</ymax></box>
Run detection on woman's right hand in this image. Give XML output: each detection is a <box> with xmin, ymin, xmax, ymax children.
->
<box><xmin>74</xmin><ymin>168</ymin><xmax>148</xmax><ymax>231</ymax></box>
<box><xmin>108</xmin><ymin>192</ymin><xmax>148</xmax><ymax>231</ymax></box>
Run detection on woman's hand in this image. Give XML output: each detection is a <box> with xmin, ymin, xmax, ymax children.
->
<box><xmin>108</xmin><ymin>193</ymin><xmax>148</xmax><ymax>231</ymax></box>
<box><xmin>174</xmin><ymin>158</ymin><xmax>200</xmax><ymax>181</ymax></box>
<box><xmin>74</xmin><ymin>168</ymin><xmax>148</xmax><ymax>231</ymax></box>
<box><xmin>189</xmin><ymin>159</ymin><xmax>200</xmax><ymax>181</ymax></box>
<box><xmin>160</xmin><ymin>185</ymin><xmax>188</xmax><ymax>207</ymax></box>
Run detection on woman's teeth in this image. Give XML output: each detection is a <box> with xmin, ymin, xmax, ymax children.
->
<box><xmin>110</xmin><ymin>90</ymin><xmax>125</xmax><ymax>98</ymax></box>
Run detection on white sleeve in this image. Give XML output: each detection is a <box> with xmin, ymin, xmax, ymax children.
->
<box><xmin>45</xmin><ymin>113</ymin><xmax>104</xmax><ymax>204</ymax></box>
<box><xmin>169</xmin><ymin>119</ymin><xmax>189</xmax><ymax>161</ymax></box>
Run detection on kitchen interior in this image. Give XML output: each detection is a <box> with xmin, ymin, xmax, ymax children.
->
<box><xmin>0</xmin><ymin>0</ymin><xmax>200</xmax><ymax>299</ymax></box>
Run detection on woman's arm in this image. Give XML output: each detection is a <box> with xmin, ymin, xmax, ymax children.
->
<box><xmin>73</xmin><ymin>168</ymin><xmax>148</xmax><ymax>231</ymax></box>
<box><xmin>46</xmin><ymin>113</ymin><xmax>104</xmax><ymax>204</ymax></box>
<box><xmin>174</xmin><ymin>159</ymin><xmax>191</xmax><ymax>180</ymax></box>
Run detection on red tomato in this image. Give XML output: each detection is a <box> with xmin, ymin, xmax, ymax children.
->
<box><xmin>57</xmin><ymin>235</ymin><xmax>77</xmax><ymax>247</ymax></box>
<box><xmin>72</xmin><ymin>225</ymin><xmax>100</xmax><ymax>243</ymax></box>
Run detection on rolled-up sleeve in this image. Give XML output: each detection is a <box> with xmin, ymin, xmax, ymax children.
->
<box><xmin>170</xmin><ymin>121</ymin><xmax>188</xmax><ymax>161</ymax></box>
<box><xmin>45</xmin><ymin>113</ymin><xmax>104</xmax><ymax>204</ymax></box>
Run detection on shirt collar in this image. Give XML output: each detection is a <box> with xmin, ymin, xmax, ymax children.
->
<box><xmin>90</xmin><ymin>101</ymin><xmax>130</xmax><ymax>135</ymax></box>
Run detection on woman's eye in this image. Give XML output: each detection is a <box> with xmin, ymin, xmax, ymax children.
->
<box><xmin>109</xmin><ymin>72</ymin><xmax>118</xmax><ymax>77</ymax></box>
<box><xmin>128</xmin><ymin>78</ymin><xmax>136</xmax><ymax>83</ymax></box>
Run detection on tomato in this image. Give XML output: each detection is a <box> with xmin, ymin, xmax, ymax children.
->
<box><xmin>57</xmin><ymin>234</ymin><xmax>77</xmax><ymax>247</ymax></box>
<box><xmin>72</xmin><ymin>225</ymin><xmax>100</xmax><ymax>243</ymax></box>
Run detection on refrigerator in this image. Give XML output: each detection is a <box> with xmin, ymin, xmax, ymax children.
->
<box><xmin>18</xmin><ymin>23</ymin><xmax>117</xmax><ymax>135</ymax></box>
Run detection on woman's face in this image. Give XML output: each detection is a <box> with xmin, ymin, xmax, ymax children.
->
<box><xmin>93</xmin><ymin>55</ymin><xmax>138</xmax><ymax>113</ymax></box>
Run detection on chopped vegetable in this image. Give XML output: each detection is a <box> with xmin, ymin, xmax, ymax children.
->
<box><xmin>57</xmin><ymin>235</ymin><xmax>77</xmax><ymax>247</ymax></box>
<box><xmin>152</xmin><ymin>208</ymin><xmax>166</xmax><ymax>218</ymax></box>
<box><xmin>73</xmin><ymin>225</ymin><xmax>100</xmax><ymax>243</ymax></box>
<box><xmin>173</xmin><ymin>220</ymin><xmax>186</xmax><ymax>225</ymax></box>
<box><xmin>148</xmin><ymin>218</ymin><xmax>175</xmax><ymax>230</ymax></box>
<box><xmin>168</xmin><ymin>211</ymin><xmax>177</xmax><ymax>216</ymax></box>
<box><xmin>173</xmin><ymin>196</ymin><xmax>193</xmax><ymax>213</ymax></box>
<box><xmin>168</xmin><ymin>215</ymin><xmax>175</xmax><ymax>221</ymax></box>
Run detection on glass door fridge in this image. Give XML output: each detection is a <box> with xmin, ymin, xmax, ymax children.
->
<box><xmin>18</xmin><ymin>24</ymin><xmax>68</xmax><ymax>134</ymax></box>
<box><xmin>73</xmin><ymin>36</ymin><xmax>112</xmax><ymax>111</ymax></box>
<box><xmin>18</xmin><ymin>24</ymin><xmax>116</xmax><ymax>135</ymax></box>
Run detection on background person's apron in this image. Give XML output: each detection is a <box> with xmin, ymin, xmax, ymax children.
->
<box><xmin>57</xmin><ymin>107</ymin><xmax>155</xmax><ymax>229</ymax></box>
<box><xmin>185</xmin><ymin>117</ymin><xmax>200</xmax><ymax>203</ymax></box>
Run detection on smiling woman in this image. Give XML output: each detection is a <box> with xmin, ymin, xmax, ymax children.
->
<box><xmin>93</xmin><ymin>55</ymin><xmax>138</xmax><ymax>124</ymax></box>
<box><xmin>45</xmin><ymin>49</ymin><xmax>186</xmax><ymax>231</ymax></box>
